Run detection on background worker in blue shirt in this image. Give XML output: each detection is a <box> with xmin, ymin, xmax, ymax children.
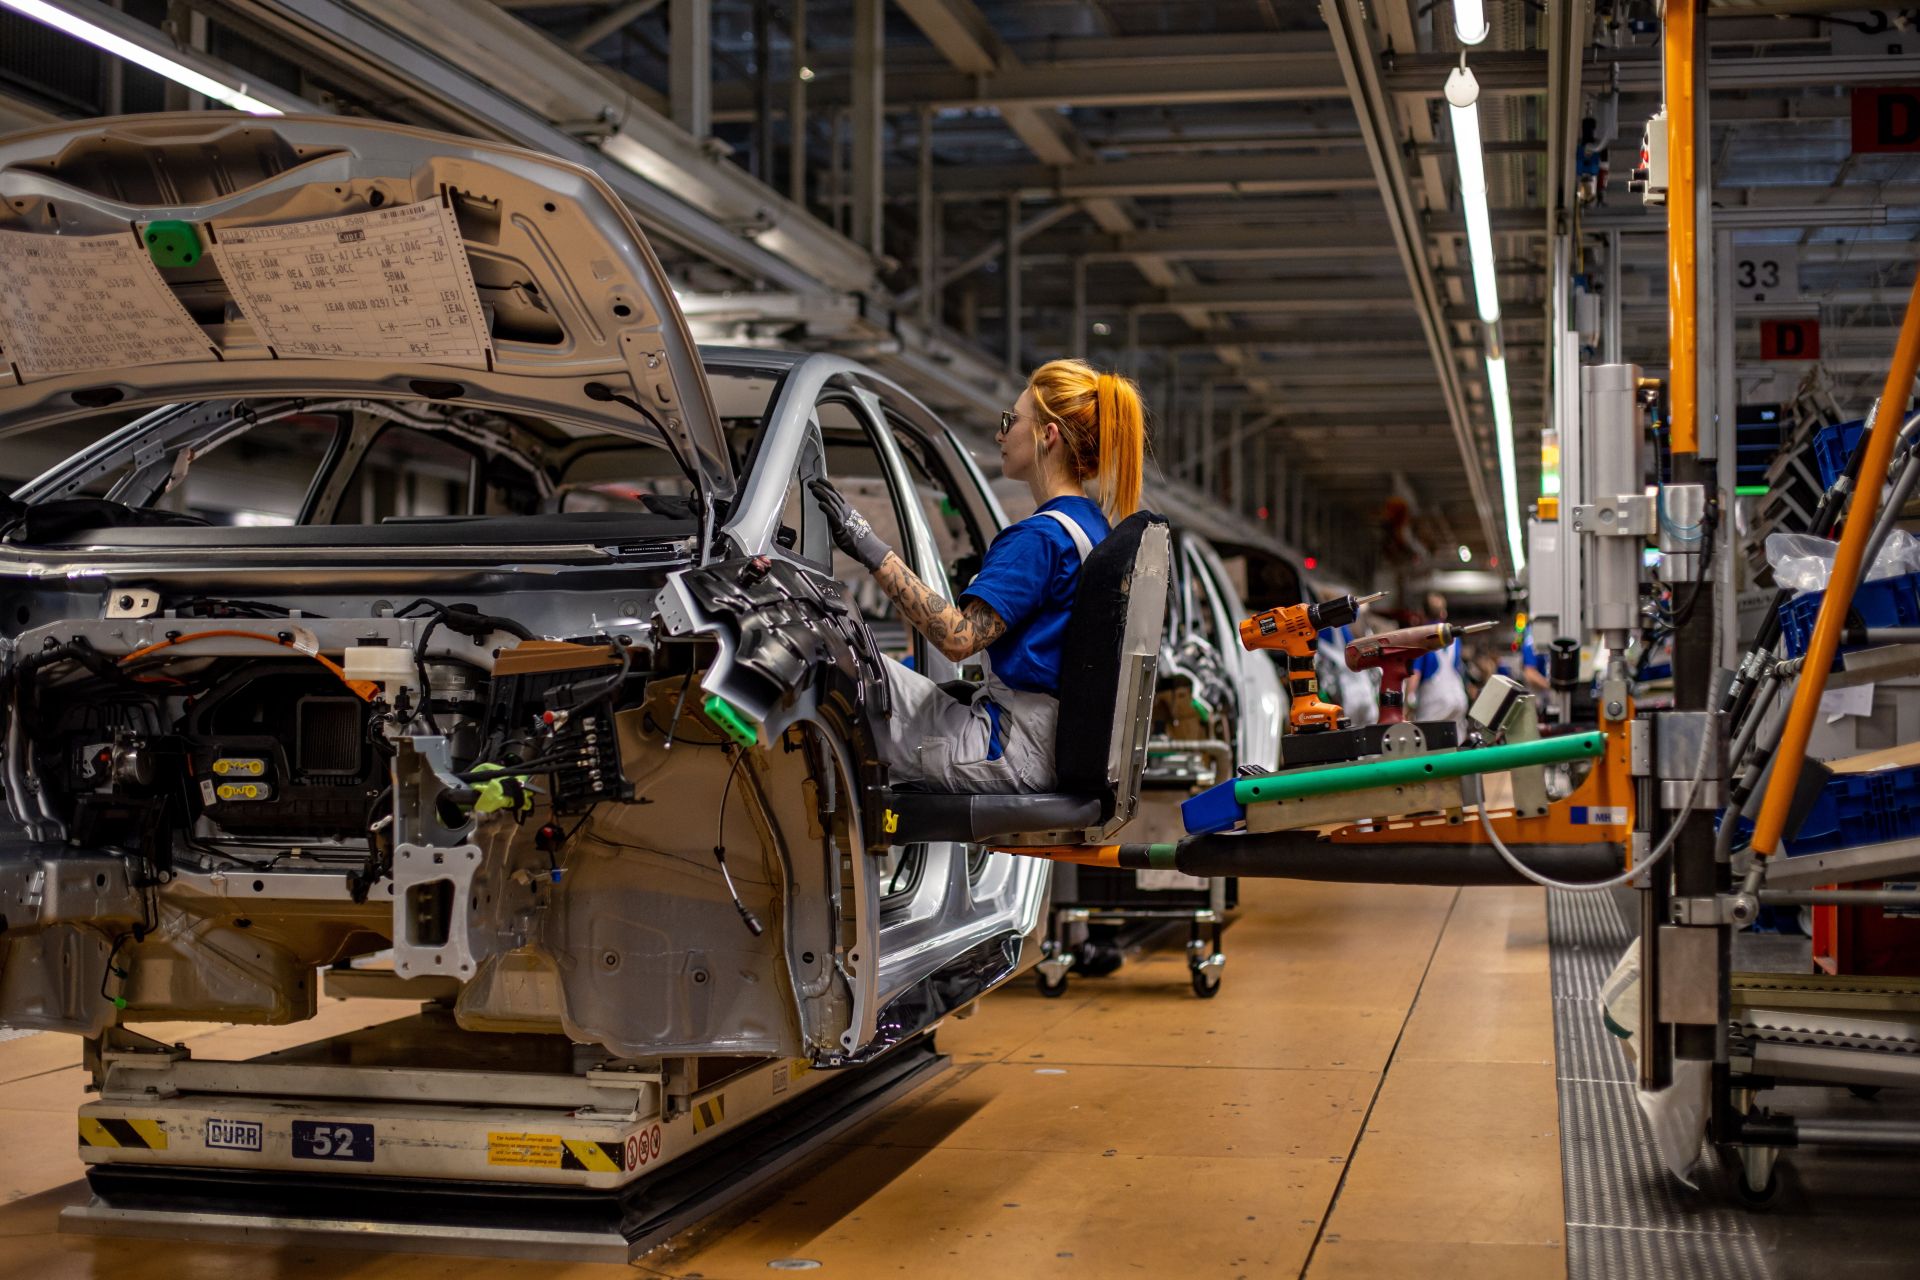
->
<box><xmin>810</xmin><ymin>359</ymin><xmax>1148</xmax><ymax>793</ymax></box>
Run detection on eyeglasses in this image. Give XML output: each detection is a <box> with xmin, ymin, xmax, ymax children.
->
<box><xmin>997</xmin><ymin>410</ymin><xmax>1018</xmax><ymax>440</ymax></box>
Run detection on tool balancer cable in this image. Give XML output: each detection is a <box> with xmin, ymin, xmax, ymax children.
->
<box><xmin>1477</xmin><ymin>488</ymin><xmax>1722</xmax><ymax>893</ymax></box>
<box><xmin>1473</xmin><ymin>715</ymin><xmax>1714</xmax><ymax>894</ymax></box>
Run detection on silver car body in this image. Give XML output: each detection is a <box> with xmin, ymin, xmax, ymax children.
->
<box><xmin>0</xmin><ymin>114</ymin><xmax>1048</xmax><ymax>1067</ymax></box>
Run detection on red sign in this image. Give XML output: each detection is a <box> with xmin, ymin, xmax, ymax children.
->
<box><xmin>1853</xmin><ymin>88</ymin><xmax>1920</xmax><ymax>153</ymax></box>
<box><xmin>1761</xmin><ymin>319</ymin><xmax>1820</xmax><ymax>361</ymax></box>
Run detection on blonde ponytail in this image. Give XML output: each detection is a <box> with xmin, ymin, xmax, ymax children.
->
<box><xmin>1028</xmin><ymin>359</ymin><xmax>1148</xmax><ymax>520</ymax></box>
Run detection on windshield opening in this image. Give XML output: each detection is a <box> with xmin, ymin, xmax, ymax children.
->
<box><xmin>1</xmin><ymin>366</ymin><xmax>787</xmax><ymax>543</ymax></box>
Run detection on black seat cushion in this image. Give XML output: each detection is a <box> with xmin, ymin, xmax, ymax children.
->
<box><xmin>1054</xmin><ymin>509</ymin><xmax>1168</xmax><ymax>809</ymax></box>
<box><xmin>881</xmin><ymin>790</ymin><xmax>1105</xmax><ymax>844</ymax></box>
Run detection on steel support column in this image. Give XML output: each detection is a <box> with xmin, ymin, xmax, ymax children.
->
<box><xmin>918</xmin><ymin>106</ymin><xmax>936</xmax><ymax>330</ymax></box>
<box><xmin>1071</xmin><ymin>257</ymin><xmax>1088</xmax><ymax>360</ymax></box>
<box><xmin>850</xmin><ymin>0</ymin><xmax>884</xmax><ymax>257</ymax></box>
<box><xmin>669</xmin><ymin>0</ymin><xmax>711</xmax><ymax>138</ymax></box>
<box><xmin>1715</xmin><ymin>226</ymin><xmax>1738</xmax><ymax>667</ymax></box>
<box><xmin>1004</xmin><ymin>193</ymin><xmax>1022</xmax><ymax>375</ymax></box>
<box><xmin>1605</xmin><ymin>229</ymin><xmax>1623</xmax><ymax>364</ymax></box>
<box><xmin>788</xmin><ymin>0</ymin><xmax>808</xmax><ymax>206</ymax></box>
<box><xmin>752</xmin><ymin>0</ymin><xmax>774</xmax><ymax>181</ymax></box>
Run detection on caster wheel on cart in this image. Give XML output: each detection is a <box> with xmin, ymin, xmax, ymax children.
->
<box><xmin>1734</xmin><ymin>1144</ymin><xmax>1781</xmax><ymax>1210</ymax></box>
<box><xmin>1190</xmin><ymin>965</ymin><xmax>1222</xmax><ymax>999</ymax></box>
<box><xmin>1038</xmin><ymin>972</ymin><xmax>1070</xmax><ymax>998</ymax></box>
<box><xmin>1736</xmin><ymin>1166</ymin><xmax>1780</xmax><ymax>1210</ymax></box>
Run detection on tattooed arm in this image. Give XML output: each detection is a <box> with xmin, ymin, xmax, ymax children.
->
<box><xmin>872</xmin><ymin>552</ymin><xmax>1007</xmax><ymax>663</ymax></box>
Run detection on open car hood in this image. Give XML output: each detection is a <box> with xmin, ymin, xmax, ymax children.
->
<box><xmin>0</xmin><ymin>113</ymin><xmax>732</xmax><ymax>500</ymax></box>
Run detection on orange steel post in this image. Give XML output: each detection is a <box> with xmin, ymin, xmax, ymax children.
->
<box><xmin>1749</xmin><ymin>271</ymin><xmax>1920</xmax><ymax>856</ymax></box>
<box><xmin>1665</xmin><ymin>0</ymin><xmax>1698</xmax><ymax>456</ymax></box>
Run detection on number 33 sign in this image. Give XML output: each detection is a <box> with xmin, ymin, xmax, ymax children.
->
<box><xmin>1734</xmin><ymin>251</ymin><xmax>1799</xmax><ymax>306</ymax></box>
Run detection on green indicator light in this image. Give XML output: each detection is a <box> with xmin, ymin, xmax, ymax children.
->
<box><xmin>1734</xmin><ymin>485</ymin><xmax>1769</xmax><ymax>496</ymax></box>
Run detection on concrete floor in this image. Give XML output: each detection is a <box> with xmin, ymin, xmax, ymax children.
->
<box><xmin>0</xmin><ymin>880</ymin><xmax>1566</xmax><ymax>1279</ymax></box>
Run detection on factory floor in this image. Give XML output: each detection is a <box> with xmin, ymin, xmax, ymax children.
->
<box><xmin>0</xmin><ymin>881</ymin><xmax>1565</xmax><ymax>1279</ymax></box>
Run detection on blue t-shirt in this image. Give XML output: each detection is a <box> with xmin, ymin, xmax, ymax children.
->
<box><xmin>1519</xmin><ymin>624</ymin><xmax>1548</xmax><ymax>674</ymax></box>
<box><xmin>960</xmin><ymin>496</ymin><xmax>1111</xmax><ymax>695</ymax></box>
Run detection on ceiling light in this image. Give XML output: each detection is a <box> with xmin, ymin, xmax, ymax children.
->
<box><xmin>797</xmin><ymin>65</ymin><xmax>816</xmax><ymax>82</ymax></box>
<box><xmin>1445</xmin><ymin>66</ymin><xmax>1498</xmax><ymax>324</ymax></box>
<box><xmin>1453</xmin><ymin>0</ymin><xmax>1490</xmax><ymax>46</ymax></box>
<box><xmin>1</xmin><ymin>0</ymin><xmax>284</xmax><ymax>114</ymax></box>
<box><xmin>1485</xmin><ymin>353</ymin><xmax>1526</xmax><ymax>574</ymax></box>
<box><xmin>1458</xmin><ymin>544</ymin><xmax>1472</xmax><ymax>563</ymax></box>
<box><xmin>1091</xmin><ymin>321</ymin><xmax>1112</xmax><ymax>336</ymax></box>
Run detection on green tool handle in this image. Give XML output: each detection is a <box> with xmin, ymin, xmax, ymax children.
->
<box><xmin>1233</xmin><ymin>732</ymin><xmax>1606</xmax><ymax>806</ymax></box>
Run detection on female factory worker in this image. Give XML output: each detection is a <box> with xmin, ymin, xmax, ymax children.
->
<box><xmin>808</xmin><ymin>358</ymin><xmax>1146</xmax><ymax>793</ymax></box>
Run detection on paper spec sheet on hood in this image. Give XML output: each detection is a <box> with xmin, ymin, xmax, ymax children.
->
<box><xmin>210</xmin><ymin>198</ymin><xmax>492</xmax><ymax>368</ymax></box>
<box><xmin>0</xmin><ymin>229</ymin><xmax>212</xmax><ymax>378</ymax></box>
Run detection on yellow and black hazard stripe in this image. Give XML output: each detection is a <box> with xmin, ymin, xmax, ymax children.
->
<box><xmin>79</xmin><ymin>1116</ymin><xmax>168</xmax><ymax>1150</ymax></box>
<box><xmin>558</xmin><ymin>1138</ymin><xmax>625</xmax><ymax>1173</ymax></box>
<box><xmin>692</xmin><ymin>1093</ymin><xmax>726</xmax><ymax>1134</ymax></box>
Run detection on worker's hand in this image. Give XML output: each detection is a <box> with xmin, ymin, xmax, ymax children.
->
<box><xmin>809</xmin><ymin>478</ymin><xmax>893</xmax><ymax>572</ymax></box>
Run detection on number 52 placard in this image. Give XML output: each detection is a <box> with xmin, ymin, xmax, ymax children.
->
<box><xmin>291</xmin><ymin>1120</ymin><xmax>375</xmax><ymax>1163</ymax></box>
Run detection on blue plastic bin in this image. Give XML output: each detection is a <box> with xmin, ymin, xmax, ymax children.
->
<box><xmin>1812</xmin><ymin>418</ymin><xmax>1867</xmax><ymax>491</ymax></box>
<box><xmin>1728</xmin><ymin>762</ymin><xmax>1920</xmax><ymax>857</ymax></box>
<box><xmin>1785</xmin><ymin>765</ymin><xmax>1920</xmax><ymax>857</ymax></box>
<box><xmin>1778</xmin><ymin>568</ymin><xmax>1920</xmax><ymax>659</ymax></box>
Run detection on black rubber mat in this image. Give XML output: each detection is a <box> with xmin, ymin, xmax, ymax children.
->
<box><xmin>1548</xmin><ymin>888</ymin><xmax>1771</xmax><ymax>1279</ymax></box>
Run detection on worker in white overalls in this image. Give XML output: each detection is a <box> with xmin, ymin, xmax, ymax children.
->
<box><xmin>1321</xmin><ymin>618</ymin><xmax>1379</xmax><ymax>728</ymax></box>
<box><xmin>1407</xmin><ymin>591</ymin><xmax>1471</xmax><ymax>725</ymax></box>
<box><xmin>809</xmin><ymin>359</ymin><xmax>1149</xmax><ymax>793</ymax></box>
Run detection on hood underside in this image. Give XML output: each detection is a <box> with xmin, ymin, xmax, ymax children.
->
<box><xmin>0</xmin><ymin>113</ymin><xmax>732</xmax><ymax>499</ymax></box>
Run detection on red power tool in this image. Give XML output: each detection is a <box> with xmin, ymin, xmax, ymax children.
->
<box><xmin>1239</xmin><ymin>592</ymin><xmax>1386</xmax><ymax>733</ymax></box>
<box><xmin>1343</xmin><ymin>621</ymin><xmax>1493</xmax><ymax>724</ymax></box>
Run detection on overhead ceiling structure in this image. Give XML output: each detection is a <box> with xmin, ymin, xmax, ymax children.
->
<box><xmin>1</xmin><ymin>0</ymin><xmax>1916</xmax><ymax>579</ymax></box>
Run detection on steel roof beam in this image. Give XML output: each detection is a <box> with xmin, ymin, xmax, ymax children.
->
<box><xmin>711</xmin><ymin>47</ymin><xmax>1348</xmax><ymax>116</ymax></box>
<box><xmin>1387</xmin><ymin>47</ymin><xmax>1920</xmax><ymax>96</ymax></box>
<box><xmin>1020</xmin><ymin>222</ymin><xmax>1399</xmax><ymax>260</ymax></box>
<box><xmin>896</xmin><ymin>153</ymin><xmax>1380</xmax><ymax>201</ymax></box>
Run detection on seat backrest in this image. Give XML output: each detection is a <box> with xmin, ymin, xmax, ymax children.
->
<box><xmin>1053</xmin><ymin>511</ymin><xmax>1172</xmax><ymax>822</ymax></box>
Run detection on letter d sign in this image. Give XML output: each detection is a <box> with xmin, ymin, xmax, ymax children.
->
<box><xmin>1761</xmin><ymin>319</ymin><xmax>1820</xmax><ymax>361</ymax></box>
<box><xmin>1853</xmin><ymin>88</ymin><xmax>1920</xmax><ymax>153</ymax></box>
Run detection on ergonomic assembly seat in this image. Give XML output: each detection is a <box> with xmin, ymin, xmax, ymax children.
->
<box><xmin>875</xmin><ymin>511</ymin><xmax>1171</xmax><ymax>846</ymax></box>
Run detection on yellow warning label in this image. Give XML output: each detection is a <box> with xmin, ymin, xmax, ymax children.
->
<box><xmin>487</xmin><ymin>1131</ymin><xmax>564</xmax><ymax>1168</ymax></box>
<box><xmin>692</xmin><ymin>1093</ymin><xmax>727</xmax><ymax>1133</ymax></box>
<box><xmin>79</xmin><ymin>1116</ymin><xmax>168</xmax><ymax>1149</ymax></box>
<box><xmin>486</xmin><ymin>1131</ymin><xmax>626</xmax><ymax>1172</ymax></box>
<box><xmin>563</xmin><ymin>1139</ymin><xmax>620</xmax><ymax>1173</ymax></box>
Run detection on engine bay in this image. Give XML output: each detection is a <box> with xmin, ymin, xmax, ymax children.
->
<box><xmin>0</xmin><ymin>553</ymin><xmax>898</xmax><ymax>1060</ymax></box>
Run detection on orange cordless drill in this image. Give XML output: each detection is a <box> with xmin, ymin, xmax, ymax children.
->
<box><xmin>1239</xmin><ymin>592</ymin><xmax>1385</xmax><ymax>733</ymax></box>
<box><xmin>1344</xmin><ymin>621</ymin><xmax>1493</xmax><ymax>724</ymax></box>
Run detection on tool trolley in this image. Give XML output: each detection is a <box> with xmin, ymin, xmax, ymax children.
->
<box><xmin>1033</xmin><ymin>729</ymin><xmax>1238</xmax><ymax>999</ymax></box>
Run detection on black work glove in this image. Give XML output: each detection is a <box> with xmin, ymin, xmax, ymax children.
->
<box><xmin>808</xmin><ymin>478</ymin><xmax>893</xmax><ymax>572</ymax></box>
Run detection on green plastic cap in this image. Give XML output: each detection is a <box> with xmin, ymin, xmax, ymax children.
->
<box><xmin>702</xmin><ymin>693</ymin><xmax>760</xmax><ymax>748</ymax></box>
<box><xmin>143</xmin><ymin>220</ymin><xmax>202</xmax><ymax>268</ymax></box>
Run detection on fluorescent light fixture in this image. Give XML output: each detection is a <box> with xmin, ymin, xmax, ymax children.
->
<box><xmin>1</xmin><ymin>0</ymin><xmax>283</xmax><ymax>114</ymax></box>
<box><xmin>1453</xmin><ymin>0</ymin><xmax>1490</xmax><ymax>45</ymax></box>
<box><xmin>1445</xmin><ymin>67</ymin><xmax>1499</xmax><ymax>325</ymax></box>
<box><xmin>1486</xmin><ymin>353</ymin><xmax>1526</xmax><ymax>573</ymax></box>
